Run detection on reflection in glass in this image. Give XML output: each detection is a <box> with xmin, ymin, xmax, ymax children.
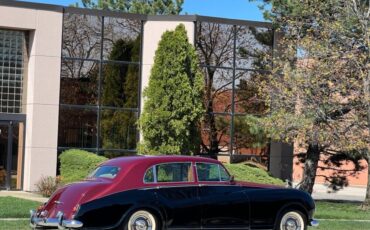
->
<box><xmin>102</xmin><ymin>62</ymin><xmax>139</xmax><ymax>108</ymax></box>
<box><xmin>62</xmin><ymin>13</ymin><xmax>102</xmax><ymax>60</ymax></box>
<box><xmin>58</xmin><ymin>107</ymin><xmax>97</xmax><ymax>148</ymax></box>
<box><xmin>201</xmin><ymin>115</ymin><xmax>231</xmax><ymax>154</ymax></box>
<box><xmin>236</xmin><ymin>26</ymin><xmax>273</xmax><ymax>70</ymax></box>
<box><xmin>103</xmin><ymin>17</ymin><xmax>141</xmax><ymax>61</ymax></box>
<box><xmin>234</xmin><ymin>71</ymin><xmax>267</xmax><ymax>115</ymax></box>
<box><xmin>0</xmin><ymin>122</ymin><xmax>22</xmax><ymax>190</ymax></box>
<box><xmin>100</xmin><ymin>109</ymin><xmax>138</xmax><ymax>150</ymax></box>
<box><xmin>196</xmin><ymin>22</ymin><xmax>234</xmax><ymax>67</ymax></box>
<box><xmin>60</xmin><ymin>59</ymin><xmax>99</xmax><ymax>105</ymax></box>
<box><xmin>233</xmin><ymin>115</ymin><xmax>269</xmax><ymax>166</ymax></box>
<box><xmin>203</xmin><ymin>67</ymin><xmax>233</xmax><ymax>113</ymax></box>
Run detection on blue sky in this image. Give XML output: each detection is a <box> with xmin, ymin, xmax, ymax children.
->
<box><xmin>20</xmin><ymin>0</ymin><xmax>267</xmax><ymax>21</ymax></box>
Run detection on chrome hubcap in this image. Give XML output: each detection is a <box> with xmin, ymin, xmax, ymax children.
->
<box><xmin>128</xmin><ymin>211</ymin><xmax>156</xmax><ymax>230</ymax></box>
<box><xmin>280</xmin><ymin>211</ymin><xmax>304</xmax><ymax>230</ymax></box>
<box><xmin>285</xmin><ymin>218</ymin><xmax>299</xmax><ymax>230</ymax></box>
<box><xmin>133</xmin><ymin>218</ymin><xmax>149</xmax><ymax>230</ymax></box>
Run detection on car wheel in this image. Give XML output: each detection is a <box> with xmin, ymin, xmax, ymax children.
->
<box><xmin>277</xmin><ymin>210</ymin><xmax>307</xmax><ymax>230</ymax></box>
<box><xmin>125</xmin><ymin>210</ymin><xmax>157</xmax><ymax>230</ymax></box>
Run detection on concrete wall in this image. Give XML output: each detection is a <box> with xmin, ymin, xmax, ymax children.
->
<box><xmin>140</xmin><ymin>20</ymin><xmax>195</xmax><ymax>117</ymax></box>
<box><xmin>0</xmin><ymin>6</ymin><xmax>63</xmax><ymax>191</ymax></box>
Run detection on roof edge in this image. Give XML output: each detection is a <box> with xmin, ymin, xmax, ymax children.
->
<box><xmin>2</xmin><ymin>1</ymin><xmax>271</xmax><ymax>27</ymax></box>
<box><xmin>0</xmin><ymin>0</ymin><xmax>63</xmax><ymax>13</ymax></box>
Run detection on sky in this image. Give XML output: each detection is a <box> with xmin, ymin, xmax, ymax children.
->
<box><xmin>20</xmin><ymin>0</ymin><xmax>267</xmax><ymax>21</ymax></box>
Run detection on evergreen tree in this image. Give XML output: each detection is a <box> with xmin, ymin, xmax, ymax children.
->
<box><xmin>75</xmin><ymin>0</ymin><xmax>184</xmax><ymax>15</ymax></box>
<box><xmin>139</xmin><ymin>24</ymin><xmax>204</xmax><ymax>155</ymax></box>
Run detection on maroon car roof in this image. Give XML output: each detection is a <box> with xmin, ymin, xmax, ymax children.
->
<box><xmin>102</xmin><ymin>155</ymin><xmax>220</xmax><ymax>167</ymax></box>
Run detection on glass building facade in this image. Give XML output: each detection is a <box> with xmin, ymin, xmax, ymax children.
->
<box><xmin>58</xmin><ymin>11</ymin><xmax>144</xmax><ymax>157</ymax></box>
<box><xmin>196</xmin><ymin>19</ymin><xmax>273</xmax><ymax>163</ymax></box>
<box><xmin>57</xmin><ymin>10</ymin><xmax>274</xmax><ymax>163</ymax></box>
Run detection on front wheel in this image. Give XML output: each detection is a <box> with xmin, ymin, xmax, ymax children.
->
<box><xmin>125</xmin><ymin>210</ymin><xmax>157</xmax><ymax>230</ymax></box>
<box><xmin>277</xmin><ymin>210</ymin><xmax>307</xmax><ymax>230</ymax></box>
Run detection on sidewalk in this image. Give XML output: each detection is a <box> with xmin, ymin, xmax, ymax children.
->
<box><xmin>311</xmin><ymin>184</ymin><xmax>366</xmax><ymax>202</ymax></box>
<box><xmin>0</xmin><ymin>190</ymin><xmax>48</xmax><ymax>203</ymax></box>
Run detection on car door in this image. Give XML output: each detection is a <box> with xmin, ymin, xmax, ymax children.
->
<box><xmin>145</xmin><ymin>162</ymin><xmax>201</xmax><ymax>229</ymax></box>
<box><xmin>196</xmin><ymin>163</ymin><xmax>250</xmax><ymax>229</ymax></box>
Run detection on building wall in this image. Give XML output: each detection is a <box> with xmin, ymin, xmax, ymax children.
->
<box><xmin>293</xmin><ymin>156</ymin><xmax>368</xmax><ymax>187</ymax></box>
<box><xmin>0</xmin><ymin>5</ymin><xmax>63</xmax><ymax>191</ymax></box>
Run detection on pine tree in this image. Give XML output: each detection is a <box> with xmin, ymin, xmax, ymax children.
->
<box><xmin>75</xmin><ymin>0</ymin><xmax>184</xmax><ymax>15</ymax></box>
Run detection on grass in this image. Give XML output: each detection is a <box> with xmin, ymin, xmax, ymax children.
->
<box><xmin>315</xmin><ymin>201</ymin><xmax>370</xmax><ymax>220</ymax></box>
<box><xmin>224</xmin><ymin>163</ymin><xmax>285</xmax><ymax>186</ymax></box>
<box><xmin>0</xmin><ymin>220</ymin><xmax>29</xmax><ymax>230</ymax></box>
<box><xmin>309</xmin><ymin>220</ymin><xmax>370</xmax><ymax>229</ymax></box>
<box><xmin>0</xmin><ymin>197</ymin><xmax>41</xmax><ymax>219</ymax></box>
<box><xmin>306</xmin><ymin>201</ymin><xmax>370</xmax><ymax>230</ymax></box>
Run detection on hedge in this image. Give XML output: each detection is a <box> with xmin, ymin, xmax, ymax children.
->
<box><xmin>59</xmin><ymin>149</ymin><xmax>107</xmax><ymax>184</ymax></box>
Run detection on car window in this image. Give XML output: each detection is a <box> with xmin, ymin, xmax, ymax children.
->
<box><xmin>144</xmin><ymin>167</ymin><xmax>154</xmax><ymax>183</ymax></box>
<box><xmin>88</xmin><ymin>166</ymin><xmax>120</xmax><ymax>179</ymax></box>
<box><xmin>220</xmin><ymin>166</ymin><xmax>230</xmax><ymax>181</ymax></box>
<box><xmin>156</xmin><ymin>163</ymin><xmax>193</xmax><ymax>182</ymax></box>
<box><xmin>196</xmin><ymin>163</ymin><xmax>230</xmax><ymax>182</ymax></box>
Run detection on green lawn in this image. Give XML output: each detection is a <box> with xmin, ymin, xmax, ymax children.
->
<box><xmin>0</xmin><ymin>220</ymin><xmax>29</xmax><ymax>230</ymax></box>
<box><xmin>315</xmin><ymin>201</ymin><xmax>370</xmax><ymax>220</ymax></box>
<box><xmin>0</xmin><ymin>197</ymin><xmax>41</xmax><ymax>219</ymax></box>
<box><xmin>0</xmin><ymin>197</ymin><xmax>41</xmax><ymax>230</ymax></box>
<box><xmin>309</xmin><ymin>220</ymin><xmax>370</xmax><ymax>230</ymax></box>
<box><xmin>224</xmin><ymin>163</ymin><xmax>285</xmax><ymax>186</ymax></box>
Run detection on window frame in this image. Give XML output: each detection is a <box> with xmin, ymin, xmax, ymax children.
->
<box><xmin>143</xmin><ymin>162</ymin><xmax>195</xmax><ymax>184</ymax></box>
<box><xmin>195</xmin><ymin>162</ymin><xmax>231</xmax><ymax>182</ymax></box>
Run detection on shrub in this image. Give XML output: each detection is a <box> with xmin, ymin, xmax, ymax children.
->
<box><xmin>35</xmin><ymin>176</ymin><xmax>63</xmax><ymax>197</ymax></box>
<box><xmin>224</xmin><ymin>163</ymin><xmax>284</xmax><ymax>186</ymax></box>
<box><xmin>59</xmin><ymin>149</ymin><xmax>107</xmax><ymax>184</ymax></box>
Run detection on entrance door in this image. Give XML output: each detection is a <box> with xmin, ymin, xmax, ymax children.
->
<box><xmin>0</xmin><ymin>121</ymin><xmax>24</xmax><ymax>190</ymax></box>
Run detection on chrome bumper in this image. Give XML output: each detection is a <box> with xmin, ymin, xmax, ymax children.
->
<box><xmin>310</xmin><ymin>219</ymin><xmax>319</xmax><ymax>227</ymax></box>
<box><xmin>30</xmin><ymin>210</ymin><xmax>83</xmax><ymax>229</ymax></box>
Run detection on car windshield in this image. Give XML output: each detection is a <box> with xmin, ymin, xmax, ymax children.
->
<box><xmin>88</xmin><ymin>166</ymin><xmax>120</xmax><ymax>179</ymax></box>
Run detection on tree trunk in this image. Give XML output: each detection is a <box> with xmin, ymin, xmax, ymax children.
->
<box><xmin>362</xmin><ymin>34</ymin><xmax>370</xmax><ymax>206</ymax></box>
<box><xmin>204</xmin><ymin>69</ymin><xmax>219</xmax><ymax>159</ymax></box>
<box><xmin>364</xmin><ymin>156</ymin><xmax>370</xmax><ymax>207</ymax></box>
<box><xmin>299</xmin><ymin>143</ymin><xmax>320</xmax><ymax>194</ymax></box>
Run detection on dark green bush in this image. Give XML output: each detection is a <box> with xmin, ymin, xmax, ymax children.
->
<box><xmin>59</xmin><ymin>149</ymin><xmax>107</xmax><ymax>184</ymax></box>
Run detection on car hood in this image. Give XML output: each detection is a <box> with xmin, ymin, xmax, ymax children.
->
<box><xmin>41</xmin><ymin>178</ymin><xmax>114</xmax><ymax>219</ymax></box>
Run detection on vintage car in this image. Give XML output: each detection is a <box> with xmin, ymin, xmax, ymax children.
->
<box><xmin>30</xmin><ymin>155</ymin><xmax>318</xmax><ymax>230</ymax></box>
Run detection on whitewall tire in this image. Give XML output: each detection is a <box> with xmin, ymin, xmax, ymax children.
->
<box><xmin>126</xmin><ymin>210</ymin><xmax>157</xmax><ymax>230</ymax></box>
<box><xmin>278</xmin><ymin>210</ymin><xmax>307</xmax><ymax>230</ymax></box>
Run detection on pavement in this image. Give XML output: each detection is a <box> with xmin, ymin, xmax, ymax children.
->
<box><xmin>0</xmin><ymin>190</ymin><xmax>48</xmax><ymax>203</ymax></box>
<box><xmin>306</xmin><ymin>183</ymin><xmax>366</xmax><ymax>202</ymax></box>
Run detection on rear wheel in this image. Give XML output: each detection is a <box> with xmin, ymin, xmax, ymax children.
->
<box><xmin>277</xmin><ymin>210</ymin><xmax>307</xmax><ymax>230</ymax></box>
<box><xmin>125</xmin><ymin>210</ymin><xmax>157</xmax><ymax>230</ymax></box>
